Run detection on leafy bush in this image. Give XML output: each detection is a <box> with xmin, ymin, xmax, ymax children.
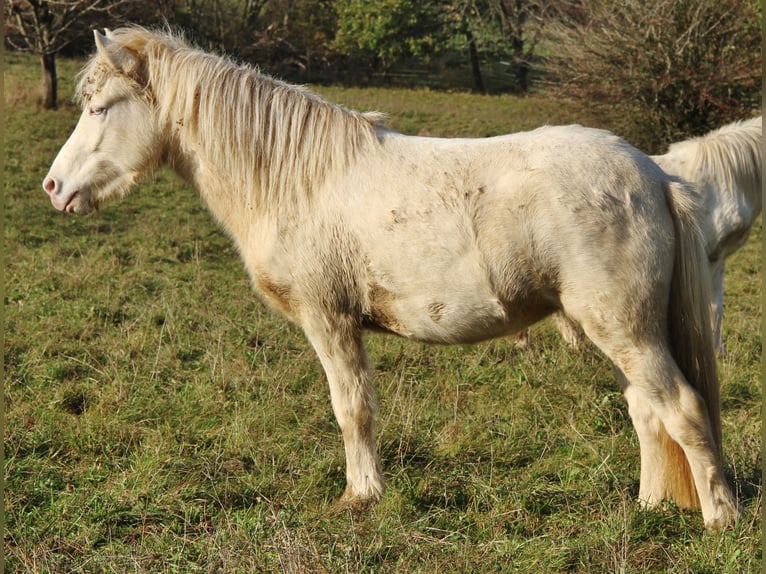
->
<box><xmin>333</xmin><ymin>0</ymin><xmax>448</xmax><ymax>74</ymax></box>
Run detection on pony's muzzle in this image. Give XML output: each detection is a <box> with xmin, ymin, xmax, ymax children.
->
<box><xmin>42</xmin><ymin>174</ymin><xmax>67</xmax><ymax>211</ymax></box>
<box><xmin>42</xmin><ymin>174</ymin><xmax>78</xmax><ymax>212</ymax></box>
<box><xmin>43</xmin><ymin>175</ymin><xmax>59</xmax><ymax>197</ymax></box>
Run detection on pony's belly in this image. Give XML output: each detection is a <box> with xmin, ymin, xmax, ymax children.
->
<box><xmin>363</xmin><ymin>288</ymin><xmax>533</xmax><ymax>344</ymax></box>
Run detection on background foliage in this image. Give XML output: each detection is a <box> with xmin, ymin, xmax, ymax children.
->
<box><xmin>4</xmin><ymin>0</ymin><xmax>761</xmax><ymax>152</ymax></box>
<box><xmin>543</xmin><ymin>0</ymin><xmax>763</xmax><ymax>151</ymax></box>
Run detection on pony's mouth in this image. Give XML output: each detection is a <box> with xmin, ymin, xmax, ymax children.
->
<box><xmin>64</xmin><ymin>191</ymin><xmax>80</xmax><ymax>213</ymax></box>
<box><xmin>62</xmin><ymin>189</ymin><xmax>95</xmax><ymax>214</ymax></box>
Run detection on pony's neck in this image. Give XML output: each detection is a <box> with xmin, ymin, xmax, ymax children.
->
<box><xmin>152</xmin><ymin>46</ymin><xmax>383</xmax><ymax>215</ymax></box>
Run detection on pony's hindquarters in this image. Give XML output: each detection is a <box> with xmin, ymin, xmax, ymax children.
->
<box><xmin>558</xmin><ymin>177</ymin><xmax>737</xmax><ymax>530</ymax></box>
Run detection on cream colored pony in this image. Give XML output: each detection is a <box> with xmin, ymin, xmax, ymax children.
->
<box><xmin>657</xmin><ymin>117</ymin><xmax>761</xmax><ymax>354</ymax></box>
<box><xmin>43</xmin><ymin>27</ymin><xmax>738</xmax><ymax>530</ymax></box>
<box><xmin>553</xmin><ymin>117</ymin><xmax>762</xmax><ymax>354</ymax></box>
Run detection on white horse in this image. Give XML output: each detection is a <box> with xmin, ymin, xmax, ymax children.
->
<box><xmin>552</xmin><ymin>117</ymin><xmax>762</xmax><ymax>354</ymax></box>
<box><xmin>656</xmin><ymin>117</ymin><xmax>762</xmax><ymax>354</ymax></box>
<box><xmin>42</xmin><ymin>27</ymin><xmax>737</xmax><ymax>529</ymax></box>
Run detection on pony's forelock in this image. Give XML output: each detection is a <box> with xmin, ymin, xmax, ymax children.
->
<box><xmin>74</xmin><ymin>26</ymin><xmax>161</xmax><ymax>107</ymax></box>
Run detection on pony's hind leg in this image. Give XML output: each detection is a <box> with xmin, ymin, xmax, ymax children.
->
<box><xmin>626</xmin><ymin>348</ymin><xmax>735</xmax><ymax>529</ymax></box>
<box><xmin>616</xmin><ymin>370</ymin><xmax>698</xmax><ymax>510</ymax></box>
<box><xmin>302</xmin><ymin>314</ymin><xmax>384</xmax><ymax>504</ymax></box>
<box><xmin>552</xmin><ymin>311</ymin><xmax>586</xmax><ymax>351</ymax></box>
<box><xmin>586</xmin><ymin>331</ymin><xmax>737</xmax><ymax>529</ymax></box>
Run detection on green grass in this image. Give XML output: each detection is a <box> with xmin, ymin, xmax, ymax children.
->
<box><xmin>4</xmin><ymin>53</ymin><xmax>761</xmax><ymax>573</ymax></box>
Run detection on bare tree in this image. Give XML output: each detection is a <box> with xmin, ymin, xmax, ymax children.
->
<box><xmin>544</xmin><ymin>0</ymin><xmax>761</xmax><ymax>151</ymax></box>
<box><xmin>5</xmin><ymin>0</ymin><xmax>129</xmax><ymax>109</ymax></box>
<box><xmin>451</xmin><ymin>0</ymin><xmax>552</xmax><ymax>93</ymax></box>
<box><xmin>488</xmin><ymin>0</ymin><xmax>549</xmax><ymax>92</ymax></box>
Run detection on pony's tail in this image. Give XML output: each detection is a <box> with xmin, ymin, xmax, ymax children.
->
<box><xmin>661</xmin><ymin>179</ymin><xmax>722</xmax><ymax>509</ymax></box>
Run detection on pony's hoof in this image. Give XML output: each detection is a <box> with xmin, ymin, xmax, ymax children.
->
<box><xmin>704</xmin><ymin>505</ymin><xmax>740</xmax><ymax>531</ymax></box>
<box><xmin>513</xmin><ymin>330</ymin><xmax>531</xmax><ymax>350</ymax></box>
<box><xmin>327</xmin><ymin>486</ymin><xmax>379</xmax><ymax>516</ymax></box>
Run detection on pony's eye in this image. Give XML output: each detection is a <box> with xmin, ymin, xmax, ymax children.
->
<box><xmin>89</xmin><ymin>106</ymin><xmax>106</xmax><ymax>116</ymax></box>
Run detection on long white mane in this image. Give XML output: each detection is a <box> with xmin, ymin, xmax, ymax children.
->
<box><xmin>76</xmin><ymin>27</ymin><xmax>386</xmax><ymax>209</ymax></box>
<box><xmin>661</xmin><ymin>116</ymin><xmax>762</xmax><ymax>210</ymax></box>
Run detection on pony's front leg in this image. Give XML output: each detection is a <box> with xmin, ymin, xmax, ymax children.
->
<box><xmin>302</xmin><ymin>314</ymin><xmax>384</xmax><ymax>503</ymax></box>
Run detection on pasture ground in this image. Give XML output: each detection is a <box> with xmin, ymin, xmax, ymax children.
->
<box><xmin>4</xmin><ymin>53</ymin><xmax>762</xmax><ymax>573</ymax></box>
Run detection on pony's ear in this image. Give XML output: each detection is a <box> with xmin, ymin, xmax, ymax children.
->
<box><xmin>93</xmin><ymin>30</ymin><xmax>138</xmax><ymax>75</ymax></box>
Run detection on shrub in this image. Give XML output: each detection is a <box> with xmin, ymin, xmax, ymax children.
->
<box><xmin>543</xmin><ymin>0</ymin><xmax>761</xmax><ymax>152</ymax></box>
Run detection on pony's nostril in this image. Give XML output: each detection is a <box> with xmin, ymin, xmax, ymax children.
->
<box><xmin>43</xmin><ymin>176</ymin><xmax>59</xmax><ymax>196</ymax></box>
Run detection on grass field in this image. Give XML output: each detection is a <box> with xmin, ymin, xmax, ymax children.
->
<box><xmin>4</xmin><ymin>53</ymin><xmax>762</xmax><ymax>573</ymax></box>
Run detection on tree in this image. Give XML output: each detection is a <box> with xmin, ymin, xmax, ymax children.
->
<box><xmin>444</xmin><ymin>0</ymin><xmax>552</xmax><ymax>93</ymax></box>
<box><xmin>443</xmin><ymin>0</ymin><xmax>486</xmax><ymax>92</ymax></box>
<box><xmin>333</xmin><ymin>0</ymin><xmax>447</xmax><ymax>77</ymax></box>
<box><xmin>544</xmin><ymin>0</ymin><xmax>762</xmax><ymax>151</ymax></box>
<box><xmin>243</xmin><ymin>0</ymin><xmax>338</xmax><ymax>79</ymax></box>
<box><xmin>169</xmin><ymin>0</ymin><xmax>270</xmax><ymax>53</ymax></box>
<box><xmin>5</xmin><ymin>0</ymin><xmax>129</xmax><ymax>109</ymax></box>
<box><xmin>487</xmin><ymin>0</ymin><xmax>548</xmax><ymax>92</ymax></box>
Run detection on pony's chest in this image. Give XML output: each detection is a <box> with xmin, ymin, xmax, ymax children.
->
<box><xmin>254</xmin><ymin>271</ymin><xmax>298</xmax><ymax>319</ymax></box>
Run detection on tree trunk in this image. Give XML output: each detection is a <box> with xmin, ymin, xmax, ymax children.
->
<box><xmin>508</xmin><ymin>0</ymin><xmax>530</xmax><ymax>93</ymax></box>
<box><xmin>465</xmin><ymin>29</ymin><xmax>485</xmax><ymax>94</ymax></box>
<box><xmin>515</xmin><ymin>61</ymin><xmax>529</xmax><ymax>93</ymax></box>
<box><xmin>513</xmin><ymin>36</ymin><xmax>529</xmax><ymax>92</ymax></box>
<box><xmin>40</xmin><ymin>52</ymin><xmax>58</xmax><ymax>109</ymax></box>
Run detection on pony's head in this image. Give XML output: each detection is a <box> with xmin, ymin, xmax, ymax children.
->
<box><xmin>43</xmin><ymin>29</ymin><xmax>162</xmax><ymax>214</ymax></box>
